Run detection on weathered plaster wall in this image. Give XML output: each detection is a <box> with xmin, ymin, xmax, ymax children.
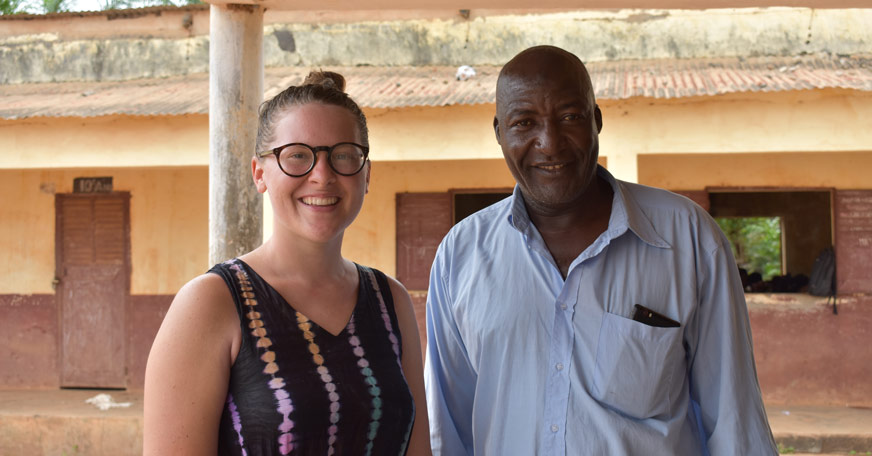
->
<box><xmin>0</xmin><ymin>167</ymin><xmax>207</xmax><ymax>296</ymax></box>
<box><xmin>0</xmin><ymin>293</ymin><xmax>172</xmax><ymax>389</ymax></box>
<box><xmin>0</xmin><ymin>115</ymin><xmax>208</xmax><ymax>169</ymax></box>
<box><xmin>366</xmin><ymin>104</ymin><xmax>502</xmax><ymax>162</ymax></box>
<box><xmin>638</xmin><ymin>151</ymin><xmax>872</xmax><ymax>189</ymax></box>
<box><xmin>0</xmin><ymin>294</ymin><xmax>57</xmax><ymax>388</ymax></box>
<box><xmin>368</xmin><ymin>89</ymin><xmax>872</xmax><ymax>171</ymax></box>
<box><xmin>749</xmin><ymin>295</ymin><xmax>872</xmax><ymax>407</ymax></box>
<box><xmin>2</xmin><ymin>8</ymin><xmax>870</xmax><ymax>83</ymax></box>
<box><xmin>602</xmin><ymin>90</ymin><xmax>872</xmax><ymax>156</ymax></box>
<box><xmin>0</xmin><ymin>6</ymin><xmax>212</xmax><ymax>39</ymax></box>
<box><xmin>3</xmin><ymin>91</ymin><xmax>870</xmax><ymax>175</ymax></box>
<box><xmin>3</xmin><ymin>90</ymin><xmax>869</xmax><ymax>284</ymax></box>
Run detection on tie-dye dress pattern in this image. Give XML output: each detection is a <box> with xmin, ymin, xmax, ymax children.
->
<box><xmin>209</xmin><ymin>259</ymin><xmax>415</xmax><ymax>456</ymax></box>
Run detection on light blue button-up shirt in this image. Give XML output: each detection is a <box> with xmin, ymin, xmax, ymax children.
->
<box><xmin>424</xmin><ymin>167</ymin><xmax>776</xmax><ymax>455</ymax></box>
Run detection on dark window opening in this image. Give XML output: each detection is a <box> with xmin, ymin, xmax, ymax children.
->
<box><xmin>709</xmin><ymin>190</ymin><xmax>832</xmax><ymax>293</ymax></box>
<box><xmin>453</xmin><ymin>191</ymin><xmax>512</xmax><ymax>224</ymax></box>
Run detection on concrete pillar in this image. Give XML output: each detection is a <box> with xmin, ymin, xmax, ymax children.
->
<box><xmin>209</xmin><ymin>4</ymin><xmax>264</xmax><ymax>265</ymax></box>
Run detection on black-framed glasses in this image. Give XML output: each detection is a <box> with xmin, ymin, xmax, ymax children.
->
<box><xmin>257</xmin><ymin>142</ymin><xmax>369</xmax><ymax>177</ymax></box>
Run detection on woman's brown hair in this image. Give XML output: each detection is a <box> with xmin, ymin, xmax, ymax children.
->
<box><xmin>256</xmin><ymin>71</ymin><xmax>368</xmax><ymax>154</ymax></box>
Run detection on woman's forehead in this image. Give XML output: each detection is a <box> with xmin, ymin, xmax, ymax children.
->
<box><xmin>271</xmin><ymin>103</ymin><xmax>361</xmax><ymax>144</ymax></box>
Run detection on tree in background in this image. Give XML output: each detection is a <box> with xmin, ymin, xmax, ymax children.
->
<box><xmin>716</xmin><ymin>217</ymin><xmax>783</xmax><ymax>280</ymax></box>
<box><xmin>0</xmin><ymin>0</ymin><xmax>27</xmax><ymax>14</ymax></box>
<box><xmin>1</xmin><ymin>0</ymin><xmax>198</xmax><ymax>14</ymax></box>
<box><xmin>41</xmin><ymin>0</ymin><xmax>67</xmax><ymax>13</ymax></box>
<box><xmin>100</xmin><ymin>0</ymin><xmax>200</xmax><ymax>9</ymax></box>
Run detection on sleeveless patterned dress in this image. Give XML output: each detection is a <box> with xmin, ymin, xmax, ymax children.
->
<box><xmin>209</xmin><ymin>259</ymin><xmax>415</xmax><ymax>456</ymax></box>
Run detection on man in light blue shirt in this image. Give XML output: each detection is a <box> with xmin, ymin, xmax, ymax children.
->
<box><xmin>424</xmin><ymin>45</ymin><xmax>777</xmax><ymax>455</ymax></box>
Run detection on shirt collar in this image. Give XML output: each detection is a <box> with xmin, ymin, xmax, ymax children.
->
<box><xmin>506</xmin><ymin>165</ymin><xmax>671</xmax><ymax>250</ymax></box>
<box><xmin>599</xmin><ymin>166</ymin><xmax>671</xmax><ymax>249</ymax></box>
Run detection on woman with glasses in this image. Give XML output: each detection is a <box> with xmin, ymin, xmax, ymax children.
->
<box><xmin>144</xmin><ymin>71</ymin><xmax>431</xmax><ymax>456</ymax></box>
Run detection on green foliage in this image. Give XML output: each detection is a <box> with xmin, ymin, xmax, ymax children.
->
<box><xmin>716</xmin><ymin>217</ymin><xmax>782</xmax><ymax>280</ymax></box>
<box><xmin>2</xmin><ymin>0</ymin><xmax>69</xmax><ymax>14</ymax></box>
<box><xmin>100</xmin><ymin>0</ymin><xmax>200</xmax><ymax>9</ymax></box>
<box><xmin>776</xmin><ymin>442</ymin><xmax>796</xmax><ymax>454</ymax></box>
<box><xmin>1</xmin><ymin>0</ymin><xmax>200</xmax><ymax>14</ymax></box>
<box><xmin>0</xmin><ymin>0</ymin><xmax>26</xmax><ymax>14</ymax></box>
<box><xmin>41</xmin><ymin>0</ymin><xmax>67</xmax><ymax>13</ymax></box>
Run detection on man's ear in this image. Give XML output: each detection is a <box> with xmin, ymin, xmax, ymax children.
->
<box><xmin>594</xmin><ymin>104</ymin><xmax>603</xmax><ymax>134</ymax></box>
<box><xmin>252</xmin><ymin>156</ymin><xmax>268</xmax><ymax>194</ymax></box>
<box><xmin>493</xmin><ymin>116</ymin><xmax>501</xmax><ymax>143</ymax></box>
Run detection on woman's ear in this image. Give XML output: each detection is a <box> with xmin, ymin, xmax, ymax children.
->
<box><xmin>252</xmin><ymin>156</ymin><xmax>268</xmax><ymax>194</ymax></box>
<box><xmin>365</xmin><ymin>161</ymin><xmax>371</xmax><ymax>194</ymax></box>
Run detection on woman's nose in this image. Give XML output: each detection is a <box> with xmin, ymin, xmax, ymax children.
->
<box><xmin>307</xmin><ymin>151</ymin><xmax>337</xmax><ymax>183</ymax></box>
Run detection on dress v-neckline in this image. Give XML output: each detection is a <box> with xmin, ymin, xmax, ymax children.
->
<box><xmin>235</xmin><ymin>258</ymin><xmax>364</xmax><ymax>338</ymax></box>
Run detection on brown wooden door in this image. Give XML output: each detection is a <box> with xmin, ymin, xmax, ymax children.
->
<box><xmin>56</xmin><ymin>193</ymin><xmax>130</xmax><ymax>388</ymax></box>
<box><xmin>396</xmin><ymin>193</ymin><xmax>452</xmax><ymax>291</ymax></box>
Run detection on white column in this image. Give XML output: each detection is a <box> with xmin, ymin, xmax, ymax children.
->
<box><xmin>209</xmin><ymin>4</ymin><xmax>264</xmax><ymax>265</ymax></box>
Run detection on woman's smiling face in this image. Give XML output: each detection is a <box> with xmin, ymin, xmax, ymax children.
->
<box><xmin>254</xmin><ymin>102</ymin><xmax>370</xmax><ymax>245</ymax></box>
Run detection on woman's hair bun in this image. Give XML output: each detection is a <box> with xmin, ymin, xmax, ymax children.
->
<box><xmin>302</xmin><ymin>71</ymin><xmax>346</xmax><ymax>92</ymax></box>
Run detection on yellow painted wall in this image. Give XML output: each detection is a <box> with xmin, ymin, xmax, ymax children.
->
<box><xmin>345</xmin><ymin>159</ymin><xmax>515</xmax><ymax>276</ymax></box>
<box><xmin>0</xmin><ymin>167</ymin><xmax>207</xmax><ymax>295</ymax></box>
<box><xmin>4</xmin><ymin>89</ymin><xmax>871</xmax><ymax>171</ymax></box>
<box><xmin>3</xmin><ymin>88</ymin><xmax>871</xmax><ymax>292</ymax></box>
<box><xmin>366</xmin><ymin>105</ymin><xmax>503</xmax><ymax>161</ymax></box>
<box><xmin>0</xmin><ymin>115</ymin><xmax>208</xmax><ymax>169</ymax></box>
<box><xmin>599</xmin><ymin>90</ymin><xmax>872</xmax><ymax>155</ymax></box>
<box><xmin>638</xmin><ymin>151</ymin><xmax>872</xmax><ymax>189</ymax></box>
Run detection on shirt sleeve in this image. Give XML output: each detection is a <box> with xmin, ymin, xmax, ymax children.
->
<box><xmin>424</xmin><ymin>239</ymin><xmax>477</xmax><ymax>456</ymax></box>
<box><xmin>689</xmin><ymin>230</ymin><xmax>778</xmax><ymax>456</ymax></box>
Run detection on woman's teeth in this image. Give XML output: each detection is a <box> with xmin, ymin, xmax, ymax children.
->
<box><xmin>302</xmin><ymin>196</ymin><xmax>338</xmax><ymax>206</ymax></box>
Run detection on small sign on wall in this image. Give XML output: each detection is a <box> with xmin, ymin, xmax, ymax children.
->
<box><xmin>73</xmin><ymin>177</ymin><xmax>113</xmax><ymax>193</ymax></box>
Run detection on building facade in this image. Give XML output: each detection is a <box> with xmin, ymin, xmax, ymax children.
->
<box><xmin>1</xmin><ymin>6</ymin><xmax>871</xmax><ymax>405</ymax></box>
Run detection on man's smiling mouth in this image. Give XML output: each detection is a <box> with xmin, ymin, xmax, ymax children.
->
<box><xmin>536</xmin><ymin>163</ymin><xmax>566</xmax><ymax>171</ymax></box>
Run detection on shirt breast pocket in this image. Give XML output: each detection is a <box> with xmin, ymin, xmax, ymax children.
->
<box><xmin>592</xmin><ymin>311</ymin><xmax>685</xmax><ymax>420</ymax></box>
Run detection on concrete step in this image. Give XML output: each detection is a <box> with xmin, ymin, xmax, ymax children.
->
<box><xmin>767</xmin><ymin>405</ymin><xmax>872</xmax><ymax>455</ymax></box>
<box><xmin>1</xmin><ymin>390</ymin><xmax>871</xmax><ymax>455</ymax></box>
<box><xmin>0</xmin><ymin>389</ymin><xmax>142</xmax><ymax>456</ymax></box>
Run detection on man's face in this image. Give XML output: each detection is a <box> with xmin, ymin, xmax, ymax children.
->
<box><xmin>494</xmin><ymin>56</ymin><xmax>602</xmax><ymax>214</ymax></box>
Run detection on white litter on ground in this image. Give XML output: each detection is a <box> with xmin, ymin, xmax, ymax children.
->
<box><xmin>85</xmin><ymin>393</ymin><xmax>132</xmax><ymax>411</ymax></box>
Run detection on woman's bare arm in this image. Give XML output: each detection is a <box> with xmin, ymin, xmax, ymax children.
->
<box><xmin>143</xmin><ymin>273</ymin><xmax>240</xmax><ymax>456</ymax></box>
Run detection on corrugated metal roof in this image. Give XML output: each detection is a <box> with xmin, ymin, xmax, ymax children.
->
<box><xmin>2</xmin><ymin>54</ymin><xmax>870</xmax><ymax>120</ymax></box>
<box><xmin>591</xmin><ymin>54</ymin><xmax>872</xmax><ymax>99</ymax></box>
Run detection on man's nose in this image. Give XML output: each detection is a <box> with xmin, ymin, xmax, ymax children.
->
<box><xmin>534</xmin><ymin>121</ymin><xmax>561</xmax><ymax>155</ymax></box>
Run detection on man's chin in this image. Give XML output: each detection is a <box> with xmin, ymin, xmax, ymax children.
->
<box><xmin>520</xmin><ymin>187</ymin><xmax>584</xmax><ymax>213</ymax></box>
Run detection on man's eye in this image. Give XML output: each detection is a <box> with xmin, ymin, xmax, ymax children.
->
<box><xmin>563</xmin><ymin>113</ymin><xmax>580</xmax><ymax>121</ymax></box>
<box><xmin>512</xmin><ymin>120</ymin><xmax>532</xmax><ymax>128</ymax></box>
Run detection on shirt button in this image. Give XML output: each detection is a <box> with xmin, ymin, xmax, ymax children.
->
<box><xmin>560</xmin><ymin>303</ymin><xmax>567</xmax><ymax>310</ymax></box>
<box><xmin>556</xmin><ymin>363</ymin><xmax>564</xmax><ymax>371</ymax></box>
<box><xmin>551</xmin><ymin>424</ymin><xmax>559</xmax><ymax>432</ymax></box>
